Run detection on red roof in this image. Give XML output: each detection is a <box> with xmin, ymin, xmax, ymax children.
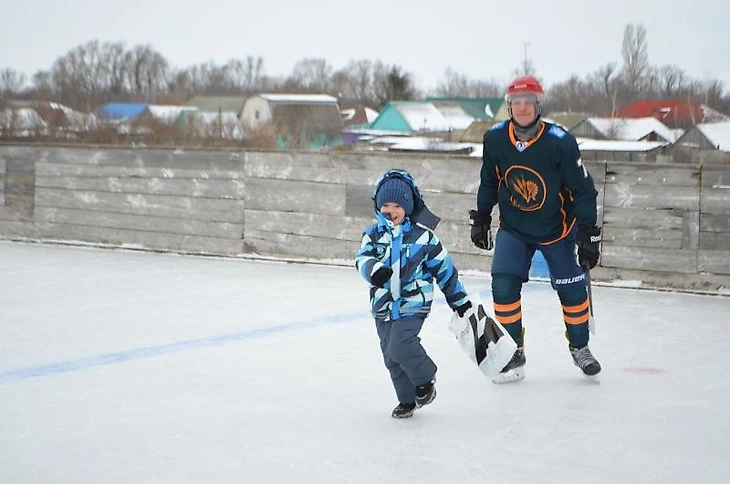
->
<box><xmin>613</xmin><ymin>100</ymin><xmax>728</xmax><ymax>126</ymax></box>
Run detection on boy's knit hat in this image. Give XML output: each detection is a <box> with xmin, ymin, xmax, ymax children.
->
<box><xmin>376</xmin><ymin>177</ymin><xmax>414</xmax><ymax>215</ymax></box>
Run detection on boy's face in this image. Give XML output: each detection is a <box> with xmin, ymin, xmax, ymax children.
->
<box><xmin>380</xmin><ymin>203</ymin><xmax>406</xmax><ymax>225</ymax></box>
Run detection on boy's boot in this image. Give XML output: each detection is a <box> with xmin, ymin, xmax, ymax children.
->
<box><xmin>415</xmin><ymin>379</ymin><xmax>437</xmax><ymax>407</ymax></box>
<box><xmin>391</xmin><ymin>402</ymin><xmax>417</xmax><ymax>418</ymax></box>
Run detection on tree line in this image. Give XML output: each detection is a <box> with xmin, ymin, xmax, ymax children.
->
<box><xmin>1</xmin><ymin>24</ymin><xmax>729</xmax><ymax>116</ymax></box>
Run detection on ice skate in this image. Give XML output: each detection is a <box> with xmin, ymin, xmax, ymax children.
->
<box><xmin>391</xmin><ymin>402</ymin><xmax>417</xmax><ymax>418</ymax></box>
<box><xmin>569</xmin><ymin>345</ymin><xmax>601</xmax><ymax>383</ymax></box>
<box><xmin>415</xmin><ymin>379</ymin><xmax>437</xmax><ymax>407</ymax></box>
<box><xmin>492</xmin><ymin>346</ymin><xmax>526</xmax><ymax>384</ymax></box>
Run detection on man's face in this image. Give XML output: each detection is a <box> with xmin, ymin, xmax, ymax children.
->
<box><xmin>510</xmin><ymin>96</ymin><xmax>538</xmax><ymax>127</ymax></box>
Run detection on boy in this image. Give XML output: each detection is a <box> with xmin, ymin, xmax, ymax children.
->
<box><xmin>355</xmin><ymin>169</ymin><xmax>472</xmax><ymax>418</ymax></box>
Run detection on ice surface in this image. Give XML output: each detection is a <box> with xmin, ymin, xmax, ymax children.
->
<box><xmin>1</xmin><ymin>241</ymin><xmax>729</xmax><ymax>483</ymax></box>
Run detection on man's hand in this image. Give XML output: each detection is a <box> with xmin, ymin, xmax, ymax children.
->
<box><xmin>577</xmin><ymin>225</ymin><xmax>601</xmax><ymax>269</ymax></box>
<box><xmin>469</xmin><ymin>210</ymin><xmax>493</xmax><ymax>250</ymax></box>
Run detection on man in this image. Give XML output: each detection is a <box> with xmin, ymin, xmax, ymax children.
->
<box><xmin>469</xmin><ymin>75</ymin><xmax>602</xmax><ymax>383</ymax></box>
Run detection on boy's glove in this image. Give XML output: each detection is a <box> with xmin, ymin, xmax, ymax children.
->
<box><xmin>576</xmin><ymin>225</ymin><xmax>601</xmax><ymax>269</ymax></box>
<box><xmin>454</xmin><ymin>301</ymin><xmax>473</xmax><ymax>318</ymax></box>
<box><xmin>371</xmin><ymin>266</ymin><xmax>393</xmax><ymax>288</ymax></box>
<box><xmin>469</xmin><ymin>210</ymin><xmax>493</xmax><ymax>250</ymax></box>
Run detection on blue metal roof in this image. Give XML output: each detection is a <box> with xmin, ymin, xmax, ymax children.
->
<box><xmin>93</xmin><ymin>103</ymin><xmax>149</xmax><ymax>120</ymax></box>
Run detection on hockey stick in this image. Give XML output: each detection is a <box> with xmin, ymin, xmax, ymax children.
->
<box><xmin>583</xmin><ymin>262</ymin><xmax>596</xmax><ymax>334</ymax></box>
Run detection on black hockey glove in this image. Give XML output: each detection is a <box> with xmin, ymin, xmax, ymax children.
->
<box><xmin>371</xmin><ymin>266</ymin><xmax>393</xmax><ymax>288</ymax></box>
<box><xmin>469</xmin><ymin>210</ymin><xmax>493</xmax><ymax>250</ymax></box>
<box><xmin>454</xmin><ymin>301</ymin><xmax>473</xmax><ymax>318</ymax></box>
<box><xmin>577</xmin><ymin>225</ymin><xmax>601</xmax><ymax>269</ymax></box>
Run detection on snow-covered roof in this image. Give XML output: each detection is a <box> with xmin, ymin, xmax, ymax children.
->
<box><xmin>45</xmin><ymin>102</ymin><xmax>97</xmax><ymax>131</ymax></box>
<box><xmin>390</xmin><ymin>103</ymin><xmax>468</xmax><ymax>132</ymax></box>
<box><xmin>259</xmin><ymin>94</ymin><xmax>338</xmax><ymax>104</ymax></box>
<box><xmin>587</xmin><ymin>117</ymin><xmax>678</xmax><ymax>143</ymax></box>
<box><xmin>145</xmin><ymin>105</ymin><xmax>198</xmax><ymax>124</ymax></box>
<box><xmin>432</xmin><ymin>103</ymin><xmax>477</xmax><ymax>130</ymax></box>
<box><xmin>364</xmin><ymin>107</ymin><xmax>379</xmax><ymax>123</ymax></box>
<box><xmin>0</xmin><ymin>108</ymin><xmax>48</xmax><ymax>136</ymax></box>
<box><xmin>696</xmin><ymin>121</ymin><xmax>730</xmax><ymax>152</ymax></box>
<box><xmin>365</xmin><ymin>135</ymin><xmax>474</xmax><ymax>154</ymax></box>
<box><xmin>576</xmin><ymin>138</ymin><xmax>666</xmax><ymax>152</ymax></box>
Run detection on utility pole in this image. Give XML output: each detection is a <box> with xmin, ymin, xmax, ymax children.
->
<box><xmin>523</xmin><ymin>43</ymin><xmax>531</xmax><ymax>76</ymax></box>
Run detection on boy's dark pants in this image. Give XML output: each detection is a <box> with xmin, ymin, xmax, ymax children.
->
<box><xmin>376</xmin><ymin>316</ymin><xmax>437</xmax><ymax>405</ymax></box>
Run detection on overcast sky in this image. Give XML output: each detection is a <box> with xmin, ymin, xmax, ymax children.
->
<box><xmin>2</xmin><ymin>0</ymin><xmax>729</xmax><ymax>93</ymax></box>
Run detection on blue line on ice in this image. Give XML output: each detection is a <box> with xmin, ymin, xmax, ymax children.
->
<box><xmin>0</xmin><ymin>310</ymin><xmax>365</xmax><ymax>385</ymax></box>
<box><xmin>0</xmin><ymin>288</ymin><xmax>501</xmax><ymax>385</ymax></box>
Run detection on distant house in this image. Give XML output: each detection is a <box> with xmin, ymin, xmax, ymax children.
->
<box><xmin>570</xmin><ymin>117</ymin><xmax>678</xmax><ymax>143</ymax></box>
<box><xmin>121</xmin><ymin>105</ymin><xmax>198</xmax><ymax>143</ymax></box>
<box><xmin>368</xmin><ymin>101</ymin><xmax>475</xmax><ymax>134</ymax></box>
<box><xmin>369</xmin><ymin>135</ymin><xmax>474</xmax><ymax>155</ymax></box>
<box><xmin>0</xmin><ymin>107</ymin><xmax>48</xmax><ymax>138</ymax></box>
<box><xmin>6</xmin><ymin>100</ymin><xmax>96</xmax><ymax>136</ymax></box>
<box><xmin>461</xmin><ymin>120</ymin><xmax>501</xmax><ymax>143</ymax></box>
<box><xmin>93</xmin><ymin>103</ymin><xmax>149</xmax><ymax>121</ymax></box>
<box><xmin>183</xmin><ymin>96</ymin><xmax>248</xmax><ymax>116</ymax></box>
<box><xmin>241</xmin><ymin>93</ymin><xmax>343</xmax><ymax>149</ymax></box>
<box><xmin>576</xmin><ymin>138</ymin><xmax>668</xmax><ymax>162</ymax></box>
<box><xmin>545</xmin><ymin>112</ymin><xmax>592</xmax><ymax>131</ymax></box>
<box><xmin>426</xmin><ymin>97</ymin><xmax>507</xmax><ymax>121</ymax></box>
<box><xmin>341</xmin><ymin>106</ymin><xmax>379</xmax><ymax>129</ymax></box>
<box><xmin>673</xmin><ymin>121</ymin><xmax>730</xmax><ymax>164</ymax></box>
<box><xmin>613</xmin><ymin>100</ymin><xmax>729</xmax><ymax>129</ymax></box>
<box><xmin>134</xmin><ymin>105</ymin><xmax>198</xmax><ymax>125</ymax></box>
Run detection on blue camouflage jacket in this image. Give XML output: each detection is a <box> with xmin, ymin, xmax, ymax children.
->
<box><xmin>355</xmin><ymin>169</ymin><xmax>469</xmax><ymax>322</ymax></box>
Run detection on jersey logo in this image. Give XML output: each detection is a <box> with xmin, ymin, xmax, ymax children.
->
<box><xmin>548</xmin><ymin>125</ymin><xmax>567</xmax><ymax>138</ymax></box>
<box><xmin>503</xmin><ymin>165</ymin><xmax>547</xmax><ymax>211</ymax></box>
<box><xmin>516</xmin><ymin>140</ymin><xmax>527</xmax><ymax>152</ymax></box>
<box><xmin>489</xmin><ymin>121</ymin><xmax>506</xmax><ymax>131</ymax></box>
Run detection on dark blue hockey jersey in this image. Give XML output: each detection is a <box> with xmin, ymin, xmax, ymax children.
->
<box><xmin>478</xmin><ymin>121</ymin><xmax>598</xmax><ymax>244</ymax></box>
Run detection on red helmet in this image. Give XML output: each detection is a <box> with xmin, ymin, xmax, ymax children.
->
<box><xmin>505</xmin><ymin>76</ymin><xmax>544</xmax><ymax>102</ymax></box>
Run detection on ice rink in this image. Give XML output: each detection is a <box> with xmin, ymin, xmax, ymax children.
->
<box><xmin>2</xmin><ymin>241</ymin><xmax>729</xmax><ymax>483</ymax></box>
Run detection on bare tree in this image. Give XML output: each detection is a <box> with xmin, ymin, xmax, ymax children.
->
<box><xmin>48</xmin><ymin>40</ymin><xmax>133</xmax><ymax>110</ymax></box>
<box><xmin>655</xmin><ymin>65</ymin><xmax>687</xmax><ymax>98</ymax></box>
<box><xmin>331</xmin><ymin>59</ymin><xmax>384</xmax><ymax>107</ymax></box>
<box><xmin>372</xmin><ymin>63</ymin><xmax>418</xmax><ymax>108</ymax></box>
<box><xmin>620</xmin><ymin>23</ymin><xmax>649</xmax><ymax>101</ymax></box>
<box><xmin>30</xmin><ymin>70</ymin><xmax>54</xmax><ymax>102</ymax></box>
<box><xmin>123</xmin><ymin>45</ymin><xmax>170</xmax><ymax>100</ymax></box>
<box><xmin>0</xmin><ymin>68</ymin><xmax>28</xmax><ymax>100</ymax></box>
<box><xmin>546</xmin><ymin>75</ymin><xmax>597</xmax><ymax>113</ymax></box>
<box><xmin>240</xmin><ymin>56</ymin><xmax>265</xmax><ymax>93</ymax></box>
<box><xmin>432</xmin><ymin>68</ymin><xmax>502</xmax><ymax>97</ymax></box>
<box><xmin>290</xmin><ymin>58</ymin><xmax>333</xmax><ymax>93</ymax></box>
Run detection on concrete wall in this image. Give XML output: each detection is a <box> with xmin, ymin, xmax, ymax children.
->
<box><xmin>1</xmin><ymin>144</ymin><xmax>729</xmax><ymax>293</ymax></box>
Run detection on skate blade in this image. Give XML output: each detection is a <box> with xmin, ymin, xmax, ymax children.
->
<box><xmin>582</xmin><ymin>372</ymin><xmax>600</xmax><ymax>384</ymax></box>
<box><xmin>491</xmin><ymin>367</ymin><xmax>525</xmax><ymax>384</ymax></box>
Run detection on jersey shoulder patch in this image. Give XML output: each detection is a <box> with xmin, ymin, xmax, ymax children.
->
<box><xmin>489</xmin><ymin>121</ymin><xmax>507</xmax><ymax>131</ymax></box>
<box><xmin>548</xmin><ymin>124</ymin><xmax>567</xmax><ymax>139</ymax></box>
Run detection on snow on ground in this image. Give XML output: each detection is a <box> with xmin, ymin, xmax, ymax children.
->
<box><xmin>1</xmin><ymin>241</ymin><xmax>729</xmax><ymax>483</ymax></box>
